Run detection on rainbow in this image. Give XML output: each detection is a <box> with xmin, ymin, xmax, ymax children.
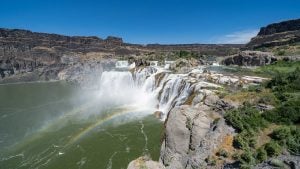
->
<box><xmin>66</xmin><ymin>105</ymin><xmax>149</xmax><ymax>146</ymax></box>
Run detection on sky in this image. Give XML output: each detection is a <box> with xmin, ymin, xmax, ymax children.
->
<box><xmin>0</xmin><ymin>0</ymin><xmax>299</xmax><ymax>44</ymax></box>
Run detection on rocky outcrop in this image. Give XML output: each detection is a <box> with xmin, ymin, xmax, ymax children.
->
<box><xmin>246</xmin><ymin>18</ymin><xmax>300</xmax><ymax>49</ymax></box>
<box><xmin>221</xmin><ymin>51</ymin><xmax>277</xmax><ymax>66</ymax></box>
<box><xmin>170</xmin><ymin>58</ymin><xmax>200</xmax><ymax>73</ymax></box>
<box><xmin>254</xmin><ymin>154</ymin><xmax>300</xmax><ymax>169</ymax></box>
<box><xmin>127</xmin><ymin>156</ymin><xmax>166</xmax><ymax>169</ymax></box>
<box><xmin>257</xmin><ymin>19</ymin><xmax>300</xmax><ymax>36</ymax></box>
<box><xmin>160</xmin><ymin>104</ymin><xmax>235</xmax><ymax>169</ymax></box>
<box><xmin>192</xmin><ymin>70</ymin><xmax>270</xmax><ymax>87</ymax></box>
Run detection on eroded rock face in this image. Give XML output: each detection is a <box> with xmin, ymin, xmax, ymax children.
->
<box><xmin>160</xmin><ymin>104</ymin><xmax>234</xmax><ymax>169</ymax></box>
<box><xmin>221</xmin><ymin>51</ymin><xmax>277</xmax><ymax>66</ymax></box>
<box><xmin>254</xmin><ymin>154</ymin><xmax>300</xmax><ymax>169</ymax></box>
<box><xmin>170</xmin><ymin>58</ymin><xmax>200</xmax><ymax>73</ymax></box>
<box><xmin>246</xmin><ymin>18</ymin><xmax>300</xmax><ymax>49</ymax></box>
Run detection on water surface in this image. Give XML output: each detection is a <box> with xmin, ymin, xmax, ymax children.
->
<box><xmin>0</xmin><ymin>81</ymin><xmax>162</xmax><ymax>169</ymax></box>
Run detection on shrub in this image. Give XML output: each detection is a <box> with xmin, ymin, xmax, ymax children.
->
<box><xmin>288</xmin><ymin>127</ymin><xmax>300</xmax><ymax>153</ymax></box>
<box><xmin>264</xmin><ymin>141</ymin><xmax>281</xmax><ymax>157</ymax></box>
<box><xmin>216</xmin><ymin>149</ymin><xmax>229</xmax><ymax>158</ymax></box>
<box><xmin>249</xmin><ymin>138</ymin><xmax>257</xmax><ymax>148</ymax></box>
<box><xmin>205</xmin><ymin>156</ymin><xmax>216</xmax><ymax>166</ymax></box>
<box><xmin>232</xmin><ymin>152</ymin><xmax>240</xmax><ymax>160</ymax></box>
<box><xmin>271</xmin><ymin>126</ymin><xmax>291</xmax><ymax>141</ymax></box>
<box><xmin>263</xmin><ymin>98</ymin><xmax>300</xmax><ymax>124</ymax></box>
<box><xmin>233</xmin><ymin>131</ymin><xmax>255</xmax><ymax>149</ymax></box>
<box><xmin>256</xmin><ymin>148</ymin><xmax>267</xmax><ymax>162</ymax></box>
<box><xmin>277</xmin><ymin>50</ymin><xmax>285</xmax><ymax>56</ymax></box>
<box><xmin>225</xmin><ymin>103</ymin><xmax>267</xmax><ymax>132</ymax></box>
<box><xmin>240</xmin><ymin>150</ymin><xmax>255</xmax><ymax>164</ymax></box>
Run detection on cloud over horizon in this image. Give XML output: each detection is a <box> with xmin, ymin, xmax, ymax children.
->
<box><xmin>216</xmin><ymin>30</ymin><xmax>259</xmax><ymax>44</ymax></box>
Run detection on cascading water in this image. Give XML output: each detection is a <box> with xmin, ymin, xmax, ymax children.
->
<box><xmin>98</xmin><ymin>65</ymin><xmax>197</xmax><ymax>120</ymax></box>
<box><xmin>115</xmin><ymin>60</ymin><xmax>129</xmax><ymax>68</ymax></box>
<box><xmin>0</xmin><ymin>62</ymin><xmax>201</xmax><ymax>169</ymax></box>
<box><xmin>98</xmin><ymin>70</ymin><xmax>157</xmax><ymax>112</ymax></box>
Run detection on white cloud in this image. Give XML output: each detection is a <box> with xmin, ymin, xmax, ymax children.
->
<box><xmin>216</xmin><ymin>29</ymin><xmax>259</xmax><ymax>44</ymax></box>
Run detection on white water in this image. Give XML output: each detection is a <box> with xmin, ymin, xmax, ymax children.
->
<box><xmin>98</xmin><ymin>70</ymin><xmax>156</xmax><ymax>112</ymax></box>
<box><xmin>115</xmin><ymin>61</ymin><xmax>129</xmax><ymax>68</ymax></box>
<box><xmin>150</xmin><ymin>61</ymin><xmax>158</xmax><ymax>67</ymax></box>
<box><xmin>98</xmin><ymin>65</ymin><xmax>199</xmax><ymax>120</ymax></box>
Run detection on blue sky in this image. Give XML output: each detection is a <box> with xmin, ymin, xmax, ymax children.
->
<box><xmin>0</xmin><ymin>0</ymin><xmax>299</xmax><ymax>44</ymax></box>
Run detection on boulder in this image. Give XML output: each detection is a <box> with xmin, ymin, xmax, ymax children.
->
<box><xmin>221</xmin><ymin>51</ymin><xmax>277</xmax><ymax>66</ymax></box>
<box><xmin>127</xmin><ymin>156</ymin><xmax>165</xmax><ymax>169</ymax></box>
<box><xmin>170</xmin><ymin>58</ymin><xmax>200</xmax><ymax>73</ymax></box>
<box><xmin>160</xmin><ymin>105</ymin><xmax>235</xmax><ymax>169</ymax></box>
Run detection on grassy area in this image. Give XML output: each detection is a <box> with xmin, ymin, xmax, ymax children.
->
<box><xmin>255</xmin><ymin>60</ymin><xmax>300</xmax><ymax>75</ymax></box>
<box><xmin>223</xmin><ymin>65</ymin><xmax>300</xmax><ymax>168</ymax></box>
<box><xmin>224</xmin><ymin>87</ymin><xmax>278</xmax><ymax>106</ymax></box>
<box><xmin>214</xmin><ymin>60</ymin><xmax>300</xmax><ymax>78</ymax></box>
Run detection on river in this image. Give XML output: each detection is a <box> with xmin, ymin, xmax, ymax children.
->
<box><xmin>0</xmin><ymin>81</ymin><xmax>162</xmax><ymax>169</ymax></box>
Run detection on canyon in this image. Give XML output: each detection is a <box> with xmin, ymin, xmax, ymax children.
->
<box><xmin>0</xmin><ymin>18</ymin><xmax>300</xmax><ymax>169</ymax></box>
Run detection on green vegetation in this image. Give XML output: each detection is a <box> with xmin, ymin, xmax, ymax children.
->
<box><xmin>264</xmin><ymin>141</ymin><xmax>282</xmax><ymax>156</ymax></box>
<box><xmin>205</xmin><ymin>156</ymin><xmax>217</xmax><ymax>166</ymax></box>
<box><xmin>256</xmin><ymin>148</ymin><xmax>267</xmax><ymax>162</ymax></box>
<box><xmin>224</xmin><ymin>61</ymin><xmax>300</xmax><ymax>167</ymax></box>
<box><xmin>225</xmin><ymin>103</ymin><xmax>267</xmax><ymax>132</ymax></box>
<box><xmin>271</xmin><ymin>126</ymin><xmax>300</xmax><ymax>154</ymax></box>
<box><xmin>216</xmin><ymin>149</ymin><xmax>229</xmax><ymax>158</ymax></box>
<box><xmin>255</xmin><ymin>60</ymin><xmax>300</xmax><ymax>75</ymax></box>
<box><xmin>173</xmin><ymin>50</ymin><xmax>201</xmax><ymax>59</ymax></box>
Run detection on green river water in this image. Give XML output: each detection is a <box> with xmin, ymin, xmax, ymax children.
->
<box><xmin>0</xmin><ymin>81</ymin><xmax>162</xmax><ymax>169</ymax></box>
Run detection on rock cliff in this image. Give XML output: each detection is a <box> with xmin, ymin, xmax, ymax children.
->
<box><xmin>246</xmin><ymin>18</ymin><xmax>300</xmax><ymax>49</ymax></box>
<box><xmin>221</xmin><ymin>51</ymin><xmax>277</xmax><ymax>66</ymax></box>
<box><xmin>0</xmin><ymin>28</ymin><xmax>242</xmax><ymax>83</ymax></box>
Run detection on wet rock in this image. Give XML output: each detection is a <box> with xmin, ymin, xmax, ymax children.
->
<box><xmin>170</xmin><ymin>58</ymin><xmax>200</xmax><ymax>73</ymax></box>
<box><xmin>134</xmin><ymin>58</ymin><xmax>150</xmax><ymax>67</ymax></box>
<box><xmin>154</xmin><ymin>111</ymin><xmax>163</xmax><ymax>119</ymax></box>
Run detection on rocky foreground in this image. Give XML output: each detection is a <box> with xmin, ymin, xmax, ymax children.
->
<box><xmin>127</xmin><ymin>61</ymin><xmax>300</xmax><ymax>169</ymax></box>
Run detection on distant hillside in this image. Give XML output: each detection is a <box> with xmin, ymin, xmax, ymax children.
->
<box><xmin>246</xmin><ymin>18</ymin><xmax>300</xmax><ymax>49</ymax></box>
<box><xmin>0</xmin><ymin>28</ymin><xmax>242</xmax><ymax>83</ymax></box>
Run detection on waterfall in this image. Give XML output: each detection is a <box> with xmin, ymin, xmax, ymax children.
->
<box><xmin>98</xmin><ymin>65</ymin><xmax>197</xmax><ymax>120</ymax></box>
<box><xmin>150</xmin><ymin>61</ymin><xmax>158</xmax><ymax>67</ymax></box>
<box><xmin>115</xmin><ymin>61</ymin><xmax>129</xmax><ymax>68</ymax></box>
<box><xmin>98</xmin><ymin>70</ymin><xmax>156</xmax><ymax>111</ymax></box>
<box><xmin>164</xmin><ymin>60</ymin><xmax>175</xmax><ymax>70</ymax></box>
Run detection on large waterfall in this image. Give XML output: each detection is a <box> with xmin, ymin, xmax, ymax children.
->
<box><xmin>98</xmin><ymin>65</ymin><xmax>196</xmax><ymax>120</ymax></box>
<box><xmin>98</xmin><ymin>70</ymin><xmax>156</xmax><ymax>112</ymax></box>
<box><xmin>0</xmin><ymin>61</ymin><xmax>222</xmax><ymax>169</ymax></box>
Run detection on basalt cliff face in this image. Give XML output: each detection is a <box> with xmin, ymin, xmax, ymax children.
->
<box><xmin>0</xmin><ymin>28</ymin><xmax>136</xmax><ymax>83</ymax></box>
<box><xmin>246</xmin><ymin>18</ymin><xmax>300</xmax><ymax>49</ymax></box>
<box><xmin>0</xmin><ymin>28</ymin><xmax>242</xmax><ymax>83</ymax></box>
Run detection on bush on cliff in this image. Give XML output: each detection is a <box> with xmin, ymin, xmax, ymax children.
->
<box><xmin>271</xmin><ymin>126</ymin><xmax>300</xmax><ymax>154</ymax></box>
<box><xmin>225</xmin><ymin>103</ymin><xmax>267</xmax><ymax>133</ymax></box>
